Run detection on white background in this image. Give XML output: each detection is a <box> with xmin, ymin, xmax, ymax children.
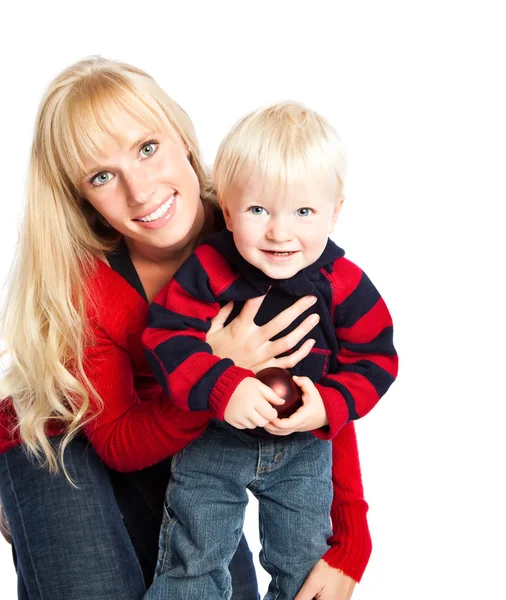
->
<box><xmin>1</xmin><ymin>1</ymin><xmax>505</xmax><ymax>598</ymax></box>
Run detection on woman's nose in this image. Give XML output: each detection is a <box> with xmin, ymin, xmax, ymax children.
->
<box><xmin>123</xmin><ymin>168</ymin><xmax>155</xmax><ymax>205</ymax></box>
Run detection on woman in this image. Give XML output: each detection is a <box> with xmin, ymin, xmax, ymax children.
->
<box><xmin>0</xmin><ymin>57</ymin><xmax>371</xmax><ymax>600</ymax></box>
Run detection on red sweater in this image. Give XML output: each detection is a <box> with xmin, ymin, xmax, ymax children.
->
<box><xmin>0</xmin><ymin>255</ymin><xmax>372</xmax><ymax>582</ymax></box>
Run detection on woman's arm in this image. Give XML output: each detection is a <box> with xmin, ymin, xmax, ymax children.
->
<box><xmin>82</xmin><ymin>325</ymin><xmax>212</xmax><ymax>472</ymax></box>
<box><xmin>323</xmin><ymin>422</ymin><xmax>372</xmax><ymax>581</ymax></box>
<box><xmin>295</xmin><ymin>422</ymin><xmax>371</xmax><ymax>599</ymax></box>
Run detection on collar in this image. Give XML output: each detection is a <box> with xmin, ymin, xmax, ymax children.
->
<box><xmin>204</xmin><ymin>229</ymin><xmax>345</xmax><ymax>297</ymax></box>
<box><xmin>105</xmin><ymin>237</ymin><xmax>148</xmax><ymax>302</ymax></box>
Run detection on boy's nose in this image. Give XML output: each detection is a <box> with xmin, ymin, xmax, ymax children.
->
<box><xmin>265</xmin><ymin>217</ymin><xmax>293</xmax><ymax>242</ymax></box>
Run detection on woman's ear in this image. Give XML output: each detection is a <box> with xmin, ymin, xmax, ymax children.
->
<box><xmin>329</xmin><ymin>195</ymin><xmax>344</xmax><ymax>233</ymax></box>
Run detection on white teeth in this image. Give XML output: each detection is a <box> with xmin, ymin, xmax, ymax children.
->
<box><xmin>138</xmin><ymin>194</ymin><xmax>175</xmax><ymax>222</ymax></box>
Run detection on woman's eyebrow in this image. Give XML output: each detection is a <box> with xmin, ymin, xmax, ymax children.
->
<box><xmin>81</xmin><ymin>131</ymin><xmax>159</xmax><ymax>179</ymax></box>
<box><xmin>128</xmin><ymin>131</ymin><xmax>157</xmax><ymax>151</ymax></box>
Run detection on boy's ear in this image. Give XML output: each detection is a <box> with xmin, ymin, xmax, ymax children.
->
<box><xmin>328</xmin><ymin>195</ymin><xmax>344</xmax><ymax>233</ymax></box>
<box><xmin>221</xmin><ymin>202</ymin><xmax>233</xmax><ymax>231</ymax></box>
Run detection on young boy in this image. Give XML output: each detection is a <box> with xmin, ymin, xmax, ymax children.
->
<box><xmin>143</xmin><ymin>102</ymin><xmax>398</xmax><ymax>600</ymax></box>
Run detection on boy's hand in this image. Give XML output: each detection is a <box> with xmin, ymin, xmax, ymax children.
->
<box><xmin>224</xmin><ymin>377</ymin><xmax>285</xmax><ymax>429</ymax></box>
<box><xmin>263</xmin><ymin>376</ymin><xmax>329</xmax><ymax>436</ymax></box>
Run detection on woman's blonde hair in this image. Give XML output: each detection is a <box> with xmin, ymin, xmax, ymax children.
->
<box><xmin>0</xmin><ymin>56</ymin><xmax>215</xmax><ymax>475</ymax></box>
<box><xmin>214</xmin><ymin>101</ymin><xmax>347</xmax><ymax>206</ymax></box>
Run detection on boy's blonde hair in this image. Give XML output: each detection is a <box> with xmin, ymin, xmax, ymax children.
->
<box><xmin>0</xmin><ymin>56</ymin><xmax>216</xmax><ymax>476</ymax></box>
<box><xmin>214</xmin><ymin>101</ymin><xmax>347</xmax><ymax>206</ymax></box>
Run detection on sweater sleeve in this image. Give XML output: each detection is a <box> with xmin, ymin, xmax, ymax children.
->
<box><xmin>142</xmin><ymin>250</ymin><xmax>254</xmax><ymax>420</ymax></box>
<box><xmin>322</xmin><ymin>422</ymin><xmax>372</xmax><ymax>582</ymax></box>
<box><xmin>314</xmin><ymin>259</ymin><xmax>398</xmax><ymax>440</ymax></box>
<box><xmin>82</xmin><ymin>323</ymin><xmax>213</xmax><ymax>472</ymax></box>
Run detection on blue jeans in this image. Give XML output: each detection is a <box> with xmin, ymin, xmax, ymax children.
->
<box><xmin>145</xmin><ymin>421</ymin><xmax>332</xmax><ymax>600</ymax></box>
<box><xmin>0</xmin><ymin>435</ymin><xmax>259</xmax><ymax>600</ymax></box>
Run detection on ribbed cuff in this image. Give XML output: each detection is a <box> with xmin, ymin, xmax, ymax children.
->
<box><xmin>313</xmin><ymin>384</ymin><xmax>349</xmax><ymax>440</ymax></box>
<box><xmin>322</xmin><ymin>505</ymin><xmax>372</xmax><ymax>583</ymax></box>
<box><xmin>209</xmin><ymin>366</ymin><xmax>255</xmax><ymax>421</ymax></box>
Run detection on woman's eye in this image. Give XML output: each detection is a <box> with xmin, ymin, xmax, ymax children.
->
<box><xmin>91</xmin><ymin>172</ymin><xmax>113</xmax><ymax>187</ymax></box>
<box><xmin>296</xmin><ymin>207</ymin><xmax>313</xmax><ymax>217</ymax></box>
<box><xmin>249</xmin><ymin>206</ymin><xmax>266</xmax><ymax>216</ymax></box>
<box><xmin>140</xmin><ymin>142</ymin><xmax>158</xmax><ymax>158</ymax></box>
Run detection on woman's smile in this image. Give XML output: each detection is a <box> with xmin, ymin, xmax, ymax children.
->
<box><xmin>134</xmin><ymin>193</ymin><xmax>177</xmax><ymax>228</ymax></box>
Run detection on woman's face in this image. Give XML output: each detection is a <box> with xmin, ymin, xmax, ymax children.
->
<box><xmin>80</xmin><ymin>113</ymin><xmax>203</xmax><ymax>257</ymax></box>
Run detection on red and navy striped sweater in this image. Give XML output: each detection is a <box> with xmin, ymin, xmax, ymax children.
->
<box><xmin>143</xmin><ymin>230</ymin><xmax>398</xmax><ymax>438</ymax></box>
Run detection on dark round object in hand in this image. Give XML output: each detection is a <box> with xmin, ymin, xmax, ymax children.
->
<box><xmin>256</xmin><ymin>367</ymin><xmax>303</xmax><ymax>419</ymax></box>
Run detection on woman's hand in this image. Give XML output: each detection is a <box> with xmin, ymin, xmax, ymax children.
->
<box><xmin>264</xmin><ymin>376</ymin><xmax>329</xmax><ymax>436</ymax></box>
<box><xmin>0</xmin><ymin>505</ymin><xmax>11</xmax><ymax>545</ymax></box>
<box><xmin>208</xmin><ymin>295</ymin><xmax>320</xmax><ymax>373</ymax></box>
<box><xmin>294</xmin><ymin>560</ymin><xmax>357</xmax><ymax>600</ymax></box>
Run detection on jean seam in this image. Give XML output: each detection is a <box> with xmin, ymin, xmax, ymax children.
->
<box><xmin>159</xmin><ymin>477</ymin><xmax>178</xmax><ymax>574</ymax></box>
<box><xmin>2</xmin><ymin>450</ymin><xmax>46</xmax><ymax>600</ymax></box>
<box><xmin>258</xmin><ymin>498</ymin><xmax>281</xmax><ymax>600</ymax></box>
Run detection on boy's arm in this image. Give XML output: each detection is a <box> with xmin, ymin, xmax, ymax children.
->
<box><xmin>142</xmin><ymin>247</ymin><xmax>254</xmax><ymax>419</ymax></box>
<box><xmin>314</xmin><ymin>258</ymin><xmax>398</xmax><ymax>439</ymax></box>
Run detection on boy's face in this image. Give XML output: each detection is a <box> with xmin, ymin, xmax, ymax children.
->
<box><xmin>222</xmin><ymin>175</ymin><xmax>343</xmax><ymax>279</ymax></box>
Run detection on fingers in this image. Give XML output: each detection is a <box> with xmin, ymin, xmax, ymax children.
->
<box><xmin>236</xmin><ymin>295</ymin><xmax>266</xmax><ymax>323</ymax></box>
<box><xmin>273</xmin><ymin>406</ymin><xmax>307</xmax><ymax>428</ymax></box>
<box><xmin>235</xmin><ymin>407</ymin><xmax>276</xmax><ymax>430</ymax></box>
<box><xmin>292</xmin><ymin>375</ymin><xmax>316</xmax><ymax>394</ymax></box>
<box><xmin>208</xmin><ymin>301</ymin><xmax>234</xmax><ymax>335</ymax></box>
<box><xmin>260</xmin><ymin>296</ymin><xmax>318</xmax><ymax>341</ymax></box>
<box><xmin>258</xmin><ymin>383</ymin><xmax>286</xmax><ymax>406</ymax></box>
<box><xmin>275</xmin><ymin>338</ymin><xmax>315</xmax><ymax>369</ymax></box>
<box><xmin>269</xmin><ymin>313</ymin><xmax>320</xmax><ymax>357</ymax></box>
<box><xmin>232</xmin><ymin>417</ymin><xmax>257</xmax><ymax>430</ymax></box>
<box><xmin>263</xmin><ymin>407</ymin><xmax>307</xmax><ymax>436</ymax></box>
<box><xmin>255</xmin><ymin>402</ymin><xmax>279</xmax><ymax>422</ymax></box>
<box><xmin>263</xmin><ymin>423</ymin><xmax>296</xmax><ymax>436</ymax></box>
<box><xmin>264</xmin><ymin>395</ymin><xmax>285</xmax><ymax>407</ymax></box>
<box><xmin>293</xmin><ymin>572</ymin><xmax>322</xmax><ymax>600</ymax></box>
<box><xmin>0</xmin><ymin>505</ymin><xmax>12</xmax><ymax>545</ymax></box>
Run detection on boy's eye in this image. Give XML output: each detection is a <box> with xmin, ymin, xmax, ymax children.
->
<box><xmin>140</xmin><ymin>142</ymin><xmax>158</xmax><ymax>158</ymax></box>
<box><xmin>249</xmin><ymin>206</ymin><xmax>266</xmax><ymax>216</ymax></box>
<box><xmin>296</xmin><ymin>207</ymin><xmax>313</xmax><ymax>217</ymax></box>
<box><xmin>91</xmin><ymin>171</ymin><xmax>114</xmax><ymax>187</ymax></box>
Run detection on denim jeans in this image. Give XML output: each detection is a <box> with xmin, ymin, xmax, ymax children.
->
<box><xmin>145</xmin><ymin>421</ymin><xmax>332</xmax><ymax>600</ymax></box>
<box><xmin>0</xmin><ymin>436</ymin><xmax>145</xmax><ymax>600</ymax></box>
<box><xmin>0</xmin><ymin>435</ymin><xmax>259</xmax><ymax>600</ymax></box>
